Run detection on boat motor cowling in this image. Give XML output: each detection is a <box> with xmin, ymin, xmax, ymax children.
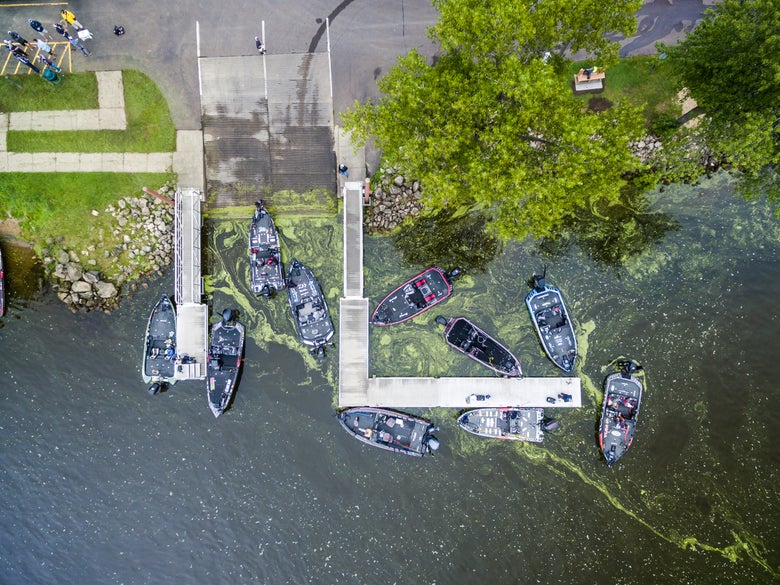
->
<box><xmin>427</xmin><ymin>437</ymin><xmax>441</xmax><ymax>452</ymax></box>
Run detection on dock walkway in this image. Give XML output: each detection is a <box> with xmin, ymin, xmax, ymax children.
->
<box><xmin>173</xmin><ymin>188</ymin><xmax>208</xmax><ymax>380</ymax></box>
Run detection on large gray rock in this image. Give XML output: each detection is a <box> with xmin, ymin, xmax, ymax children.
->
<box><xmin>71</xmin><ymin>281</ymin><xmax>92</xmax><ymax>294</ymax></box>
<box><xmin>95</xmin><ymin>281</ymin><xmax>118</xmax><ymax>299</ymax></box>
<box><xmin>83</xmin><ymin>271</ymin><xmax>100</xmax><ymax>284</ymax></box>
<box><xmin>66</xmin><ymin>262</ymin><xmax>83</xmax><ymax>282</ymax></box>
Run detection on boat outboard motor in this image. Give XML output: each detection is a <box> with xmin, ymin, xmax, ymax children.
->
<box><xmin>531</xmin><ymin>265</ymin><xmax>548</xmax><ymax>292</ymax></box>
<box><xmin>446</xmin><ymin>267</ymin><xmax>463</xmax><ymax>281</ymax></box>
<box><xmin>435</xmin><ymin>315</ymin><xmax>448</xmax><ymax>327</ymax></box>
<box><xmin>541</xmin><ymin>418</ymin><xmax>559</xmax><ymax>432</ymax></box>
<box><xmin>427</xmin><ymin>437</ymin><xmax>440</xmax><ymax>453</ymax></box>
<box><xmin>221</xmin><ymin>308</ymin><xmax>234</xmax><ymax>324</ymax></box>
<box><xmin>148</xmin><ymin>382</ymin><xmax>165</xmax><ymax>396</ymax></box>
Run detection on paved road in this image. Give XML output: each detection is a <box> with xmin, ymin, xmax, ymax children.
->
<box><xmin>0</xmin><ymin>0</ymin><xmax>437</xmax><ymax>132</ymax></box>
<box><xmin>1</xmin><ymin>0</ymin><xmax>708</xmax><ymax>161</ymax></box>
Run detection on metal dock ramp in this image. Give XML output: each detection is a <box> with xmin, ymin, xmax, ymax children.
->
<box><xmin>173</xmin><ymin>188</ymin><xmax>208</xmax><ymax>380</ymax></box>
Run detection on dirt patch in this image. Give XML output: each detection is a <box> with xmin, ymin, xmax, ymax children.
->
<box><xmin>588</xmin><ymin>97</ymin><xmax>613</xmax><ymax>113</ymax></box>
<box><xmin>0</xmin><ymin>218</ymin><xmax>30</xmax><ymax>246</ymax></box>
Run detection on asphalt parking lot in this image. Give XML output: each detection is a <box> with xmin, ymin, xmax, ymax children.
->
<box><xmin>1</xmin><ymin>0</ymin><xmax>707</xmax><ymax>172</ymax></box>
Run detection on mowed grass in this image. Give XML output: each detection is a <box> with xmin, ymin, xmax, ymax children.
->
<box><xmin>5</xmin><ymin>70</ymin><xmax>176</xmax><ymax>152</ymax></box>
<box><xmin>0</xmin><ymin>70</ymin><xmax>98</xmax><ymax>110</ymax></box>
<box><xmin>569</xmin><ymin>56</ymin><xmax>681</xmax><ymax>126</ymax></box>
<box><xmin>0</xmin><ymin>172</ymin><xmax>172</xmax><ymax>257</ymax></box>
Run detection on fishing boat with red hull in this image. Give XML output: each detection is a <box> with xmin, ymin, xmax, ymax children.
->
<box><xmin>370</xmin><ymin>266</ymin><xmax>461</xmax><ymax>326</ymax></box>
<box><xmin>286</xmin><ymin>258</ymin><xmax>335</xmax><ymax>357</ymax></box>
<box><xmin>599</xmin><ymin>360</ymin><xmax>644</xmax><ymax>466</ymax></box>
<box><xmin>436</xmin><ymin>316</ymin><xmax>522</xmax><ymax>377</ymax></box>
<box><xmin>457</xmin><ymin>408</ymin><xmax>557</xmax><ymax>443</ymax></box>
<box><xmin>337</xmin><ymin>407</ymin><xmax>440</xmax><ymax>457</ymax></box>
<box><xmin>249</xmin><ymin>200</ymin><xmax>285</xmax><ymax>297</ymax></box>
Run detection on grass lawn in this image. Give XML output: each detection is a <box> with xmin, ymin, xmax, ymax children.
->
<box><xmin>0</xmin><ymin>68</ymin><xmax>178</xmax><ymax>280</ymax></box>
<box><xmin>569</xmin><ymin>56</ymin><xmax>681</xmax><ymax>131</ymax></box>
<box><xmin>5</xmin><ymin>70</ymin><xmax>176</xmax><ymax>152</ymax></box>
<box><xmin>0</xmin><ymin>71</ymin><xmax>98</xmax><ymax>111</ymax></box>
<box><xmin>0</xmin><ymin>172</ymin><xmax>172</xmax><ymax>257</ymax></box>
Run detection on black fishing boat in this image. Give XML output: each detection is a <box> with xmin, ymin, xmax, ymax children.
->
<box><xmin>286</xmin><ymin>258</ymin><xmax>334</xmax><ymax>357</ymax></box>
<box><xmin>0</xmin><ymin>247</ymin><xmax>5</xmax><ymax>316</ymax></box>
<box><xmin>206</xmin><ymin>309</ymin><xmax>245</xmax><ymax>418</ymax></box>
<box><xmin>371</xmin><ymin>266</ymin><xmax>462</xmax><ymax>326</ymax></box>
<box><xmin>249</xmin><ymin>200</ymin><xmax>285</xmax><ymax>297</ymax></box>
<box><xmin>142</xmin><ymin>295</ymin><xmax>178</xmax><ymax>395</ymax></box>
<box><xmin>436</xmin><ymin>316</ymin><xmax>522</xmax><ymax>377</ymax></box>
<box><xmin>457</xmin><ymin>408</ymin><xmax>558</xmax><ymax>443</ymax></box>
<box><xmin>599</xmin><ymin>360</ymin><xmax>644</xmax><ymax>466</ymax></box>
<box><xmin>525</xmin><ymin>270</ymin><xmax>577</xmax><ymax>373</ymax></box>
<box><xmin>337</xmin><ymin>407</ymin><xmax>440</xmax><ymax>457</ymax></box>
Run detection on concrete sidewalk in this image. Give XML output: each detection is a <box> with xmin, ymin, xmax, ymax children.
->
<box><xmin>0</xmin><ymin>71</ymin><xmax>204</xmax><ymax>191</ymax></box>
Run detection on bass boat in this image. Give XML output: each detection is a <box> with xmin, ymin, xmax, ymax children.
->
<box><xmin>599</xmin><ymin>360</ymin><xmax>644</xmax><ymax>467</ymax></box>
<box><xmin>142</xmin><ymin>295</ymin><xmax>177</xmax><ymax>395</ymax></box>
<box><xmin>338</xmin><ymin>407</ymin><xmax>440</xmax><ymax>457</ymax></box>
<box><xmin>206</xmin><ymin>309</ymin><xmax>245</xmax><ymax>418</ymax></box>
<box><xmin>456</xmin><ymin>408</ymin><xmax>558</xmax><ymax>443</ymax></box>
<box><xmin>436</xmin><ymin>316</ymin><xmax>522</xmax><ymax>377</ymax></box>
<box><xmin>525</xmin><ymin>270</ymin><xmax>577</xmax><ymax>373</ymax></box>
<box><xmin>0</xmin><ymin>247</ymin><xmax>5</xmax><ymax>316</ymax></box>
<box><xmin>371</xmin><ymin>266</ymin><xmax>462</xmax><ymax>326</ymax></box>
<box><xmin>286</xmin><ymin>258</ymin><xmax>334</xmax><ymax>357</ymax></box>
<box><xmin>249</xmin><ymin>200</ymin><xmax>285</xmax><ymax>297</ymax></box>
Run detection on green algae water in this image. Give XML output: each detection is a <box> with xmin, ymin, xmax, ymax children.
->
<box><xmin>0</xmin><ymin>173</ymin><xmax>777</xmax><ymax>584</ymax></box>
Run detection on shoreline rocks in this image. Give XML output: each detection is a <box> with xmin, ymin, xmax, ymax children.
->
<box><xmin>363</xmin><ymin>170</ymin><xmax>424</xmax><ymax>234</ymax></box>
<box><xmin>43</xmin><ymin>188</ymin><xmax>175</xmax><ymax>313</ymax></box>
<box><xmin>364</xmin><ymin>134</ymin><xmax>723</xmax><ymax>236</ymax></box>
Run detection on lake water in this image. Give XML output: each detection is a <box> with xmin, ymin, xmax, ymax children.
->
<box><xmin>0</xmin><ymin>172</ymin><xmax>777</xmax><ymax>584</ymax></box>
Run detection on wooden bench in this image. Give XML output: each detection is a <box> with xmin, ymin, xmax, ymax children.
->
<box><xmin>573</xmin><ymin>68</ymin><xmax>605</xmax><ymax>93</ymax></box>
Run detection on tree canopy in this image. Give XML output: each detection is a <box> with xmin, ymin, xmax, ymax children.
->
<box><xmin>660</xmin><ymin>0</ymin><xmax>780</xmax><ymax>197</ymax></box>
<box><xmin>343</xmin><ymin>0</ymin><xmax>646</xmax><ymax>241</ymax></box>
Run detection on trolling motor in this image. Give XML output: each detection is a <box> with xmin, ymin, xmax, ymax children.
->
<box><xmin>531</xmin><ymin>265</ymin><xmax>548</xmax><ymax>292</ymax></box>
<box><xmin>221</xmin><ymin>308</ymin><xmax>234</xmax><ymax>324</ymax></box>
<box><xmin>618</xmin><ymin>360</ymin><xmax>642</xmax><ymax>378</ymax></box>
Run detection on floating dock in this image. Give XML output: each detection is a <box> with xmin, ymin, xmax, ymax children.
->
<box><xmin>173</xmin><ymin>188</ymin><xmax>208</xmax><ymax>380</ymax></box>
<box><xmin>337</xmin><ymin>181</ymin><xmax>581</xmax><ymax>408</ymax></box>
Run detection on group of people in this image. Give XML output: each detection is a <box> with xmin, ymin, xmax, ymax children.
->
<box><xmin>3</xmin><ymin>9</ymin><xmax>93</xmax><ymax>75</ymax></box>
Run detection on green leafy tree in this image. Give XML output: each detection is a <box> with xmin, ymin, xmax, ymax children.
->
<box><xmin>660</xmin><ymin>0</ymin><xmax>780</xmax><ymax>202</ymax></box>
<box><xmin>344</xmin><ymin>0</ymin><xmax>646</xmax><ymax>241</ymax></box>
<box><xmin>432</xmin><ymin>0</ymin><xmax>641</xmax><ymax>66</ymax></box>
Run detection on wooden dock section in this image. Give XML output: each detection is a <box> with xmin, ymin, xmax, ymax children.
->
<box><xmin>336</xmin><ymin>181</ymin><xmax>582</xmax><ymax>408</ymax></box>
